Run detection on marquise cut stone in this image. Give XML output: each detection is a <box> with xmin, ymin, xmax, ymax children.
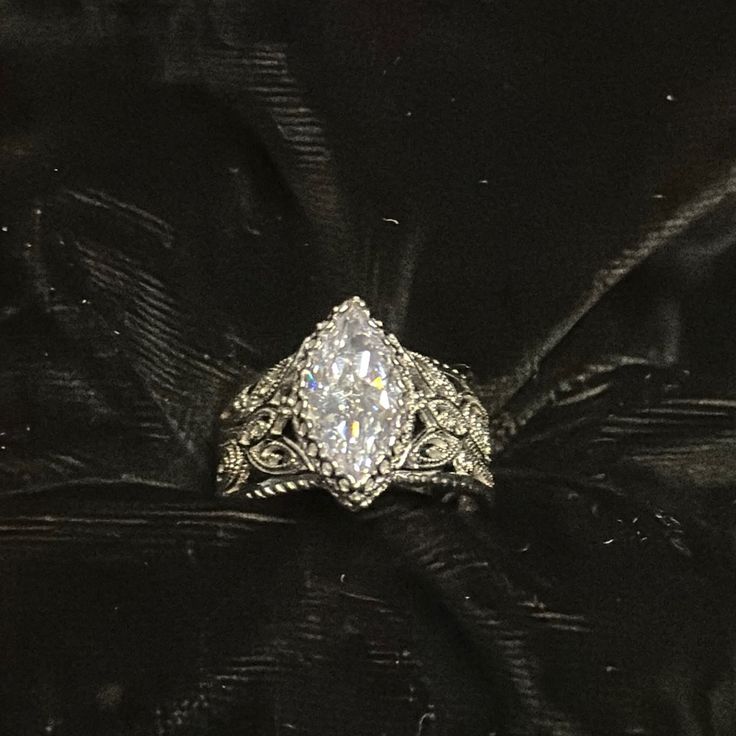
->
<box><xmin>299</xmin><ymin>300</ymin><xmax>409</xmax><ymax>486</ymax></box>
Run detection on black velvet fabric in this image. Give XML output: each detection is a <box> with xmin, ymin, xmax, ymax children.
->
<box><xmin>2</xmin><ymin>2</ymin><xmax>736</xmax><ymax>734</ymax></box>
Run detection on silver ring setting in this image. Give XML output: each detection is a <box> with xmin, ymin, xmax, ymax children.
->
<box><xmin>216</xmin><ymin>297</ymin><xmax>493</xmax><ymax>510</ymax></box>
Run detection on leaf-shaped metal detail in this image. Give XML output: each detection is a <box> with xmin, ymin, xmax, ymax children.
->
<box><xmin>234</xmin><ymin>358</ymin><xmax>292</xmax><ymax>417</ymax></box>
<box><xmin>405</xmin><ymin>429</ymin><xmax>462</xmax><ymax>470</ymax></box>
<box><xmin>238</xmin><ymin>407</ymin><xmax>279</xmax><ymax>444</ymax></box>
<box><xmin>247</xmin><ymin>438</ymin><xmax>308</xmax><ymax>475</ymax></box>
<box><xmin>409</xmin><ymin>352</ymin><xmax>459</xmax><ymax>400</ymax></box>
<box><xmin>426</xmin><ymin>398</ymin><xmax>467</xmax><ymax>435</ymax></box>
<box><xmin>216</xmin><ymin>439</ymin><xmax>251</xmax><ymax>494</ymax></box>
<box><xmin>463</xmin><ymin>399</ymin><xmax>492</xmax><ymax>460</ymax></box>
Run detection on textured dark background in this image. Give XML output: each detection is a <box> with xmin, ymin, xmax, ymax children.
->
<box><xmin>1</xmin><ymin>1</ymin><xmax>736</xmax><ymax>734</ymax></box>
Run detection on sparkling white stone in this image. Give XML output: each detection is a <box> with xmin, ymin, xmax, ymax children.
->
<box><xmin>298</xmin><ymin>300</ymin><xmax>409</xmax><ymax>485</ymax></box>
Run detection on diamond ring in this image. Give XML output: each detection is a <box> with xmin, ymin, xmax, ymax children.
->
<box><xmin>216</xmin><ymin>297</ymin><xmax>493</xmax><ymax>510</ymax></box>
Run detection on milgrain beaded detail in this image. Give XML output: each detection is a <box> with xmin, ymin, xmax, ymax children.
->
<box><xmin>217</xmin><ymin>297</ymin><xmax>493</xmax><ymax>510</ymax></box>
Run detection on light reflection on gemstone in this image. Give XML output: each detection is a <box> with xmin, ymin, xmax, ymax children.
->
<box><xmin>299</xmin><ymin>300</ymin><xmax>409</xmax><ymax>485</ymax></box>
<box><xmin>305</xmin><ymin>370</ymin><xmax>318</xmax><ymax>391</ymax></box>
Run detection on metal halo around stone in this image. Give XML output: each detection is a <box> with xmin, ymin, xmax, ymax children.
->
<box><xmin>216</xmin><ymin>296</ymin><xmax>494</xmax><ymax>511</ymax></box>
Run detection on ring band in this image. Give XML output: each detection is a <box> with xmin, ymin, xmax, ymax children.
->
<box><xmin>216</xmin><ymin>297</ymin><xmax>493</xmax><ymax>510</ymax></box>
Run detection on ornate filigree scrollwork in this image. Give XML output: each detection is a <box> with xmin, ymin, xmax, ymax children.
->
<box><xmin>217</xmin><ymin>298</ymin><xmax>493</xmax><ymax>510</ymax></box>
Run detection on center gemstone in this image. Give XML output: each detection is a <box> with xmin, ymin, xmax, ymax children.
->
<box><xmin>298</xmin><ymin>299</ymin><xmax>409</xmax><ymax>486</ymax></box>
